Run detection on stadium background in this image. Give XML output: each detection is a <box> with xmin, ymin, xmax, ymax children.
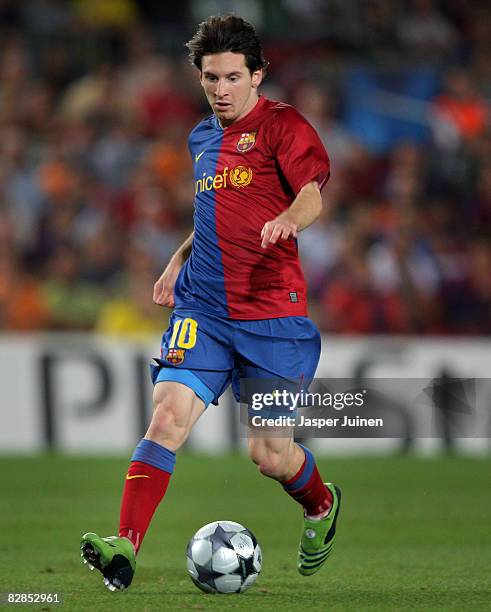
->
<box><xmin>0</xmin><ymin>1</ymin><xmax>490</xmax><ymax>610</ymax></box>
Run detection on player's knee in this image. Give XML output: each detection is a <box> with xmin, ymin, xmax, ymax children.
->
<box><xmin>149</xmin><ymin>400</ymin><xmax>175</xmax><ymax>435</ymax></box>
<box><xmin>147</xmin><ymin>393</ymin><xmax>189</xmax><ymax>449</ymax></box>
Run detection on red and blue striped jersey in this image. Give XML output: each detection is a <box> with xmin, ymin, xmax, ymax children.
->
<box><xmin>174</xmin><ymin>96</ymin><xmax>330</xmax><ymax>320</ymax></box>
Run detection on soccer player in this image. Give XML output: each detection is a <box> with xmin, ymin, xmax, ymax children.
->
<box><xmin>81</xmin><ymin>15</ymin><xmax>341</xmax><ymax>591</ymax></box>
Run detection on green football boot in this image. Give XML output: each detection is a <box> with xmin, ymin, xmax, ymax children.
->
<box><xmin>298</xmin><ymin>483</ymin><xmax>342</xmax><ymax>576</ymax></box>
<box><xmin>80</xmin><ymin>533</ymin><xmax>136</xmax><ymax>591</ymax></box>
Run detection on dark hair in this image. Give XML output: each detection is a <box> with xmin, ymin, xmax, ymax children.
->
<box><xmin>186</xmin><ymin>15</ymin><xmax>268</xmax><ymax>74</ymax></box>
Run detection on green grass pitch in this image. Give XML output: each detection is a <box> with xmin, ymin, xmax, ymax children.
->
<box><xmin>0</xmin><ymin>453</ymin><xmax>490</xmax><ymax>611</ymax></box>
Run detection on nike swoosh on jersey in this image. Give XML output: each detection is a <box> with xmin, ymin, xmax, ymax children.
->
<box><xmin>126</xmin><ymin>474</ymin><xmax>150</xmax><ymax>480</ymax></box>
<box><xmin>195</xmin><ymin>150</ymin><xmax>205</xmax><ymax>162</ymax></box>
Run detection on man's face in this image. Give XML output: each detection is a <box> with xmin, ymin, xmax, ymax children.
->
<box><xmin>200</xmin><ymin>52</ymin><xmax>262</xmax><ymax>127</ymax></box>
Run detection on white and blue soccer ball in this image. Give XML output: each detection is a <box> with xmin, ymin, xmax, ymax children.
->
<box><xmin>186</xmin><ymin>520</ymin><xmax>262</xmax><ymax>594</ymax></box>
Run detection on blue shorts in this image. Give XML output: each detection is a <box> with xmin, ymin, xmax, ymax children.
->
<box><xmin>150</xmin><ymin>309</ymin><xmax>321</xmax><ymax>407</ymax></box>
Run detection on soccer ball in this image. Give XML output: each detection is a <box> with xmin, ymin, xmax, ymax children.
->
<box><xmin>186</xmin><ymin>520</ymin><xmax>262</xmax><ymax>594</ymax></box>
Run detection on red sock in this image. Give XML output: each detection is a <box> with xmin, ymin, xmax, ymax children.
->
<box><xmin>119</xmin><ymin>461</ymin><xmax>172</xmax><ymax>553</ymax></box>
<box><xmin>282</xmin><ymin>446</ymin><xmax>333</xmax><ymax>517</ymax></box>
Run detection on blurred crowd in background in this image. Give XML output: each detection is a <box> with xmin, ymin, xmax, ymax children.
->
<box><xmin>0</xmin><ymin>0</ymin><xmax>490</xmax><ymax>336</ymax></box>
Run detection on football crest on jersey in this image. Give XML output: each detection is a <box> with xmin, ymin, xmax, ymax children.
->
<box><xmin>236</xmin><ymin>131</ymin><xmax>257</xmax><ymax>152</ymax></box>
<box><xmin>165</xmin><ymin>348</ymin><xmax>185</xmax><ymax>365</ymax></box>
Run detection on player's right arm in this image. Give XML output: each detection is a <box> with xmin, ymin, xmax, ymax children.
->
<box><xmin>153</xmin><ymin>231</ymin><xmax>194</xmax><ymax>307</ymax></box>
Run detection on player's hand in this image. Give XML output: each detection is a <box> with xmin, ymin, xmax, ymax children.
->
<box><xmin>153</xmin><ymin>257</ymin><xmax>182</xmax><ymax>308</ymax></box>
<box><xmin>260</xmin><ymin>217</ymin><xmax>298</xmax><ymax>249</ymax></box>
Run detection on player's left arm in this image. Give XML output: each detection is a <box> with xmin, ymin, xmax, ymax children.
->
<box><xmin>260</xmin><ymin>180</ymin><xmax>322</xmax><ymax>249</ymax></box>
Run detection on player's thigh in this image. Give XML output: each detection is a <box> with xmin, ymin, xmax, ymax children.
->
<box><xmin>152</xmin><ymin>380</ymin><xmax>206</xmax><ymax>430</ymax></box>
<box><xmin>154</xmin><ymin>309</ymin><xmax>234</xmax><ymax>406</ymax></box>
<box><xmin>231</xmin><ymin>316</ymin><xmax>321</xmax><ymax>421</ymax></box>
<box><xmin>235</xmin><ymin>316</ymin><xmax>321</xmax><ymax>386</ymax></box>
<box><xmin>159</xmin><ymin>309</ymin><xmax>233</xmax><ymax>374</ymax></box>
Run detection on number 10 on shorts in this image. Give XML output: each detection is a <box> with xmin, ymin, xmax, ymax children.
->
<box><xmin>169</xmin><ymin>318</ymin><xmax>198</xmax><ymax>349</ymax></box>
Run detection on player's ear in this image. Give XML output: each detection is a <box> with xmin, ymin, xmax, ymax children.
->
<box><xmin>251</xmin><ymin>69</ymin><xmax>263</xmax><ymax>89</ymax></box>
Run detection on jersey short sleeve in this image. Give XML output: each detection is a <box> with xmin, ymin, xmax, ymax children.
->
<box><xmin>268</xmin><ymin>106</ymin><xmax>330</xmax><ymax>195</ymax></box>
